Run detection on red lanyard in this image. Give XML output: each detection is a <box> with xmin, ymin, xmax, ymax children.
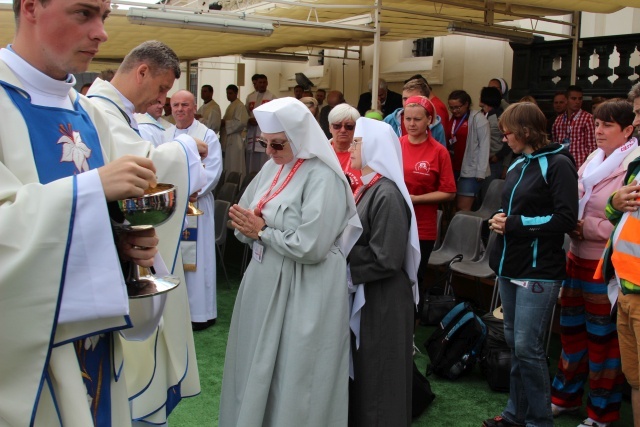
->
<box><xmin>256</xmin><ymin>158</ymin><xmax>305</xmax><ymax>216</ymax></box>
<box><xmin>354</xmin><ymin>173</ymin><xmax>382</xmax><ymax>205</ymax></box>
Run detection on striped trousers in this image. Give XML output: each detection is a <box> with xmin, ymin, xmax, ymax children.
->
<box><xmin>551</xmin><ymin>253</ymin><xmax>625</xmax><ymax>423</ymax></box>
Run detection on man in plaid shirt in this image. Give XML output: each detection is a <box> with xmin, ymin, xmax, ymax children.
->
<box><xmin>551</xmin><ymin>85</ymin><xmax>596</xmax><ymax>168</ymax></box>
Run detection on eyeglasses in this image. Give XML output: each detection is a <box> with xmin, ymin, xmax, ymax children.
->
<box><xmin>257</xmin><ymin>138</ymin><xmax>288</xmax><ymax>151</ymax></box>
<box><xmin>448</xmin><ymin>105</ymin><xmax>464</xmax><ymax>112</ymax></box>
<box><xmin>331</xmin><ymin>123</ymin><xmax>355</xmax><ymax>131</ymax></box>
<box><xmin>502</xmin><ymin>131</ymin><xmax>513</xmax><ymax>137</ymax></box>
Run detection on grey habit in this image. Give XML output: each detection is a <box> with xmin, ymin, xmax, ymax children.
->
<box><xmin>219</xmin><ymin>157</ymin><xmax>352</xmax><ymax>426</ymax></box>
<box><xmin>349</xmin><ymin>177</ymin><xmax>414</xmax><ymax>427</ymax></box>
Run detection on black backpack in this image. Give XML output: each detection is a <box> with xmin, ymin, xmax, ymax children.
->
<box><xmin>424</xmin><ymin>302</ymin><xmax>487</xmax><ymax>380</ymax></box>
<box><xmin>411</xmin><ymin>361</ymin><xmax>435</xmax><ymax>418</ymax></box>
<box><xmin>480</xmin><ymin>309</ymin><xmax>512</xmax><ymax>392</ymax></box>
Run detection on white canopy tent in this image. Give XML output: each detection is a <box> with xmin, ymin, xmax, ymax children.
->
<box><xmin>1</xmin><ymin>0</ymin><xmax>638</xmax><ymax>97</ymax></box>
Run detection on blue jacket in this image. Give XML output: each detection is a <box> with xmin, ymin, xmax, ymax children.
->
<box><xmin>384</xmin><ymin>107</ymin><xmax>447</xmax><ymax>147</ymax></box>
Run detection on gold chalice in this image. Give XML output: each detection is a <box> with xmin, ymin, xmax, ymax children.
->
<box><xmin>114</xmin><ymin>183</ymin><xmax>180</xmax><ymax>298</ymax></box>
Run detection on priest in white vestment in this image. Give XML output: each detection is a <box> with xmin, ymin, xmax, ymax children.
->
<box><xmin>0</xmin><ymin>4</ymin><xmax>205</xmax><ymax>426</ymax></box>
<box><xmin>221</xmin><ymin>84</ymin><xmax>249</xmax><ymax>177</ymax></box>
<box><xmin>196</xmin><ymin>84</ymin><xmax>222</xmax><ymax>133</ymax></box>
<box><xmin>166</xmin><ymin>90</ymin><xmax>223</xmax><ymax>330</ymax></box>
<box><xmin>87</xmin><ymin>41</ymin><xmax>206</xmax><ymax>425</ymax></box>
<box><xmin>135</xmin><ymin>100</ymin><xmax>170</xmax><ymax>147</ymax></box>
<box><xmin>245</xmin><ymin>74</ymin><xmax>276</xmax><ymax>173</ymax></box>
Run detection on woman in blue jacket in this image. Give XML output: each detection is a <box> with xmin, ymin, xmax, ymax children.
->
<box><xmin>485</xmin><ymin>102</ymin><xmax>578</xmax><ymax>427</ymax></box>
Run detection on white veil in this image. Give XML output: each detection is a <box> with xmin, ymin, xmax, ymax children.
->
<box><xmin>253</xmin><ymin>97</ymin><xmax>362</xmax><ymax>254</ymax></box>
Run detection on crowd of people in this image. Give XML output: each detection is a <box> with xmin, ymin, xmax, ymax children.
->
<box><xmin>4</xmin><ymin>0</ymin><xmax>640</xmax><ymax>426</ymax></box>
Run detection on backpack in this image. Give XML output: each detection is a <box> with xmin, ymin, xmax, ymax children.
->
<box><xmin>411</xmin><ymin>361</ymin><xmax>435</xmax><ymax>419</ymax></box>
<box><xmin>479</xmin><ymin>308</ymin><xmax>511</xmax><ymax>392</ymax></box>
<box><xmin>424</xmin><ymin>302</ymin><xmax>487</xmax><ymax>380</ymax></box>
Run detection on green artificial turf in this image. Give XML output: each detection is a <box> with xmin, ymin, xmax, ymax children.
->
<box><xmin>170</xmin><ymin>240</ymin><xmax>633</xmax><ymax>426</ymax></box>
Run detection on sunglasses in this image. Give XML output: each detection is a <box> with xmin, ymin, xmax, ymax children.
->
<box><xmin>331</xmin><ymin>123</ymin><xmax>355</xmax><ymax>131</ymax></box>
<box><xmin>257</xmin><ymin>138</ymin><xmax>288</xmax><ymax>151</ymax></box>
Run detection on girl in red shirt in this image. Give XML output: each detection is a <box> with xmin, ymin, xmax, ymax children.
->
<box><xmin>400</xmin><ymin>96</ymin><xmax>457</xmax><ymax>289</ymax></box>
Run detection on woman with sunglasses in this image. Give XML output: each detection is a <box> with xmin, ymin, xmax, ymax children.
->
<box><xmin>347</xmin><ymin>117</ymin><xmax>420</xmax><ymax>426</ymax></box>
<box><xmin>329</xmin><ymin>103</ymin><xmax>362</xmax><ymax>193</ymax></box>
<box><xmin>220</xmin><ymin>98</ymin><xmax>361</xmax><ymax>427</ymax></box>
<box><xmin>400</xmin><ymin>95</ymin><xmax>456</xmax><ymax>292</ymax></box>
<box><xmin>447</xmin><ymin>89</ymin><xmax>491</xmax><ymax>211</ymax></box>
<box><xmin>486</xmin><ymin>102</ymin><xmax>578</xmax><ymax>427</ymax></box>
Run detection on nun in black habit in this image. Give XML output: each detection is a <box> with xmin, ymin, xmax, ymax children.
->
<box><xmin>347</xmin><ymin>117</ymin><xmax>421</xmax><ymax>427</ymax></box>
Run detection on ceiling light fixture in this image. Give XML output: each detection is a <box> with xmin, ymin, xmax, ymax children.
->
<box><xmin>241</xmin><ymin>53</ymin><xmax>309</xmax><ymax>63</ymax></box>
<box><xmin>127</xmin><ymin>9</ymin><xmax>274</xmax><ymax>37</ymax></box>
<box><xmin>447</xmin><ymin>21</ymin><xmax>534</xmax><ymax>44</ymax></box>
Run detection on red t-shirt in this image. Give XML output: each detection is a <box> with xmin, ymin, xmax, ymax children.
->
<box><xmin>450</xmin><ymin>116</ymin><xmax>469</xmax><ymax>173</ymax></box>
<box><xmin>400</xmin><ymin>134</ymin><xmax>457</xmax><ymax>240</ymax></box>
<box><xmin>333</xmin><ymin>148</ymin><xmax>362</xmax><ymax>193</ymax></box>
<box><xmin>431</xmin><ymin>96</ymin><xmax>451</xmax><ymax>141</ymax></box>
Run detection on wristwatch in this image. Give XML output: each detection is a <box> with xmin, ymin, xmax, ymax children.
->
<box><xmin>257</xmin><ymin>224</ymin><xmax>268</xmax><ymax>240</ymax></box>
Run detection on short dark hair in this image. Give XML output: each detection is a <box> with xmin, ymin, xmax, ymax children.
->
<box><xmin>201</xmin><ymin>85</ymin><xmax>213</xmax><ymax>92</ymax></box>
<box><xmin>629</xmin><ymin>82</ymin><xmax>640</xmax><ymax>102</ymax></box>
<box><xmin>14</xmin><ymin>0</ymin><xmax>50</xmax><ymax>21</ymax></box>
<box><xmin>226</xmin><ymin>84</ymin><xmax>239</xmax><ymax>93</ymax></box>
<box><xmin>480</xmin><ymin>87</ymin><xmax>502</xmax><ymax>109</ymax></box>
<box><xmin>448</xmin><ymin>90</ymin><xmax>472</xmax><ymax>107</ymax></box>
<box><xmin>119</xmin><ymin>41</ymin><xmax>180</xmax><ymax>79</ymax></box>
<box><xmin>566</xmin><ymin>85</ymin><xmax>583</xmax><ymax>96</ymax></box>
<box><xmin>553</xmin><ymin>91</ymin><xmax>567</xmax><ymax>100</ymax></box>
<box><xmin>594</xmin><ymin>99</ymin><xmax>634</xmax><ymax>129</ymax></box>
<box><xmin>251</xmin><ymin>74</ymin><xmax>261</xmax><ymax>81</ymax></box>
<box><xmin>316</xmin><ymin>89</ymin><xmax>326</xmax><ymax>95</ymax></box>
<box><xmin>294</xmin><ymin>84</ymin><xmax>303</xmax><ymax>90</ymax></box>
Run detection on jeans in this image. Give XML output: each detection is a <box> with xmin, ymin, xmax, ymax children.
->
<box><xmin>498</xmin><ymin>277</ymin><xmax>561</xmax><ymax>427</ymax></box>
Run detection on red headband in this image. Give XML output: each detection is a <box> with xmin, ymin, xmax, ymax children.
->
<box><xmin>405</xmin><ymin>95</ymin><xmax>435</xmax><ymax>119</ymax></box>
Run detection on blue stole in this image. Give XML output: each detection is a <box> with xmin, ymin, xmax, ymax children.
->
<box><xmin>2</xmin><ymin>81</ymin><xmax>113</xmax><ymax>426</ymax></box>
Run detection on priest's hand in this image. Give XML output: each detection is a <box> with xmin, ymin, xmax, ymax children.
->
<box><xmin>193</xmin><ymin>137</ymin><xmax>208</xmax><ymax>160</ymax></box>
<box><xmin>612</xmin><ymin>180</ymin><xmax>640</xmax><ymax>212</ymax></box>
<box><xmin>98</xmin><ymin>155</ymin><xmax>157</xmax><ymax>202</ymax></box>
<box><xmin>118</xmin><ymin>228</ymin><xmax>158</xmax><ymax>267</ymax></box>
<box><xmin>229</xmin><ymin>204</ymin><xmax>265</xmax><ymax>240</ymax></box>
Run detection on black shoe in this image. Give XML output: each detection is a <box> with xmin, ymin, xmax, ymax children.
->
<box><xmin>482</xmin><ymin>416</ymin><xmax>524</xmax><ymax>427</ymax></box>
<box><xmin>191</xmin><ymin>318</ymin><xmax>216</xmax><ymax>331</ymax></box>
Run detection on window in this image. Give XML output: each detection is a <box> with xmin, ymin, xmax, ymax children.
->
<box><xmin>412</xmin><ymin>38</ymin><xmax>434</xmax><ymax>57</ymax></box>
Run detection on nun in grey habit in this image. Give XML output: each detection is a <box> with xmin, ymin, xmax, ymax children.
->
<box><xmin>219</xmin><ymin>97</ymin><xmax>362</xmax><ymax>427</ymax></box>
<box><xmin>348</xmin><ymin>117</ymin><xmax>421</xmax><ymax>427</ymax></box>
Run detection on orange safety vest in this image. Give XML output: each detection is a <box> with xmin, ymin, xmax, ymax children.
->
<box><xmin>606</xmin><ymin>210</ymin><xmax>640</xmax><ymax>286</ymax></box>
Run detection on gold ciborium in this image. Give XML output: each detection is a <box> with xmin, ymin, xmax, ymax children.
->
<box><xmin>115</xmin><ymin>183</ymin><xmax>180</xmax><ymax>298</ymax></box>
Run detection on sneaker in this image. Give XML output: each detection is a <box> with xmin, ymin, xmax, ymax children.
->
<box><xmin>551</xmin><ymin>403</ymin><xmax>580</xmax><ymax>417</ymax></box>
<box><xmin>482</xmin><ymin>415</ymin><xmax>524</xmax><ymax>427</ymax></box>
<box><xmin>578</xmin><ymin>418</ymin><xmax>609</xmax><ymax>427</ymax></box>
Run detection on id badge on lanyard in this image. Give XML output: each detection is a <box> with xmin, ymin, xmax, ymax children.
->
<box><xmin>252</xmin><ymin>241</ymin><xmax>265</xmax><ymax>263</ymax></box>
